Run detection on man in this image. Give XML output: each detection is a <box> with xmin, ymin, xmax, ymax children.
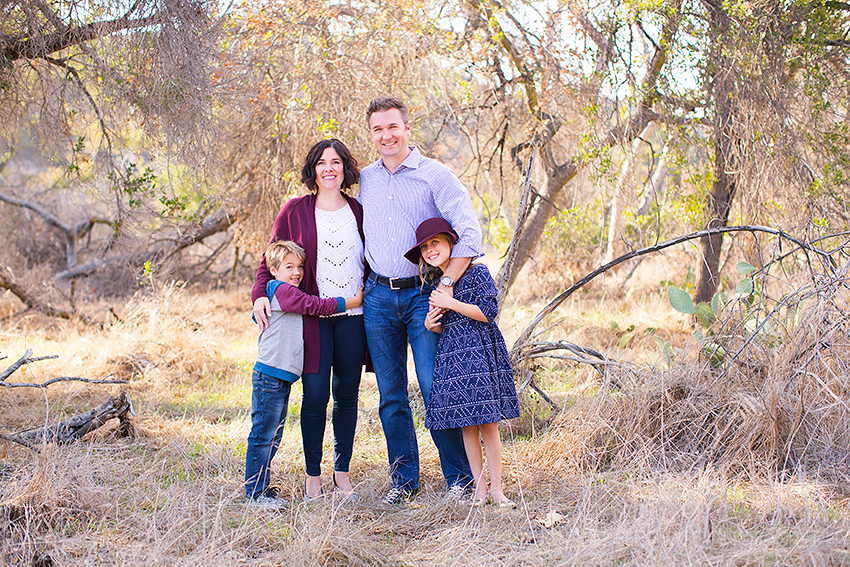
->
<box><xmin>358</xmin><ymin>96</ymin><xmax>481</xmax><ymax>505</ymax></box>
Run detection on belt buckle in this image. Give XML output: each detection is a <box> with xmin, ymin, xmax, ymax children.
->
<box><xmin>389</xmin><ymin>277</ymin><xmax>401</xmax><ymax>290</ymax></box>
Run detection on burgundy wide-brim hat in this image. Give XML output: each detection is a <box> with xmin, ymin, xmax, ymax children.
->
<box><xmin>405</xmin><ymin>217</ymin><xmax>459</xmax><ymax>264</ymax></box>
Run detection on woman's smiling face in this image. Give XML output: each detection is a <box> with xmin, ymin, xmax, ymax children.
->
<box><xmin>315</xmin><ymin>146</ymin><xmax>344</xmax><ymax>193</ymax></box>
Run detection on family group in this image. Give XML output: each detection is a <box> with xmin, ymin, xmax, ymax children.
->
<box><xmin>245</xmin><ymin>96</ymin><xmax>519</xmax><ymax>511</ymax></box>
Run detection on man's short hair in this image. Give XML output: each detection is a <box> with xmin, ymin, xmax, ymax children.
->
<box><xmin>265</xmin><ymin>240</ymin><xmax>306</xmax><ymax>272</ymax></box>
<box><xmin>366</xmin><ymin>96</ymin><xmax>409</xmax><ymax>126</ymax></box>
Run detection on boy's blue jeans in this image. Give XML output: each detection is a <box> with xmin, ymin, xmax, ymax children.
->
<box><xmin>363</xmin><ymin>273</ymin><xmax>473</xmax><ymax>492</ymax></box>
<box><xmin>245</xmin><ymin>370</ymin><xmax>292</xmax><ymax>498</ymax></box>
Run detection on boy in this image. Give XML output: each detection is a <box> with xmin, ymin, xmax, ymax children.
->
<box><xmin>245</xmin><ymin>240</ymin><xmax>362</xmax><ymax>509</ymax></box>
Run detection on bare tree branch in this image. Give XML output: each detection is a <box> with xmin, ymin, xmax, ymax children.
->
<box><xmin>1</xmin><ymin>376</ymin><xmax>128</xmax><ymax>389</ymax></box>
<box><xmin>0</xmin><ymin>271</ymin><xmax>96</xmax><ymax>324</ymax></box>
<box><xmin>466</xmin><ymin>0</ymin><xmax>540</xmax><ymax>115</ymax></box>
<box><xmin>53</xmin><ymin>257</ymin><xmax>125</xmax><ymax>281</ymax></box>
<box><xmin>510</xmin><ymin>225</ymin><xmax>836</xmax><ymax>358</ymax></box>
<box><xmin>0</xmin><ymin>189</ymin><xmax>112</xmax><ymax>269</ymax></box>
<box><xmin>0</xmin><ymin>349</ymin><xmax>35</xmax><ymax>382</ymax></box>
<box><xmin>496</xmin><ymin>149</ymin><xmax>536</xmax><ymax>311</ymax></box>
<box><xmin>3</xmin><ymin>12</ymin><xmax>164</xmax><ymax>62</ymax></box>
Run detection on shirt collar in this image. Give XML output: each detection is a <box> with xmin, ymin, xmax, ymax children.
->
<box><xmin>380</xmin><ymin>146</ymin><xmax>422</xmax><ymax>174</ymax></box>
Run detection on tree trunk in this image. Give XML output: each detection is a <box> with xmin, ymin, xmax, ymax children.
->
<box><xmin>604</xmin><ymin>124</ymin><xmax>654</xmax><ymax>264</ymax></box>
<box><xmin>694</xmin><ymin>5</ymin><xmax>737</xmax><ymax>305</ymax></box>
<box><xmin>498</xmin><ymin>162</ymin><xmax>578</xmax><ymax>292</ymax></box>
<box><xmin>638</xmin><ymin>141</ymin><xmax>669</xmax><ymax>217</ymax></box>
<box><xmin>493</xmin><ymin>0</ymin><xmax>681</xmax><ymax>294</ymax></box>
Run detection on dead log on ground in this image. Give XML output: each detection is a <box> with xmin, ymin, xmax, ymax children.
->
<box><xmin>1</xmin><ymin>350</ymin><xmax>132</xmax><ymax>451</ymax></box>
<box><xmin>18</xmin><ymin>391</ymin><xmax>135</xmax><ymax>445</ymax></box>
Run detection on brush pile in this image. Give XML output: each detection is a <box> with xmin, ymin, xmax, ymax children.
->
<box><xmin>531</xmin><ymin>258</ymin><xmax>850</xmax><ymax>484</ymax></box>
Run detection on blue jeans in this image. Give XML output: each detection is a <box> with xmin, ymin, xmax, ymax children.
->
<box><xmin>363</xmin><ymin>273</ymin><xmax>472</xmax><ymax>491</ymax></box>
<box><xmin>245</xmin><ymin>370</ymin><xmax>293</xmax><ymax>498</ymax></box>
<box><xmin>301</xmin><ymin>314</ymin><xmax>366</xmax><ymax>476</ymax></box>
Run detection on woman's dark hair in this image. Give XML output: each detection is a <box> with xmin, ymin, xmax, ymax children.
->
<box><xmin>300</xmin><ymin>139</ymin><xmax>360</xmax><ymax>193</ymax></box>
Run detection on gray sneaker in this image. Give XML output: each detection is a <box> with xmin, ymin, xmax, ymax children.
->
<box><xmin>380</xmin><ymin>486</ymin><xmax>419</xmax><ymax>506</ymax></box>
<box><xmin>246</xmin><ymin>487</ymin><xmax>285</xmax><ymax>510</ymax></box>
<box><xmin>446</xmin><ymin>483</ymin><xmax>472</xmax><ymax>501</ymax></box>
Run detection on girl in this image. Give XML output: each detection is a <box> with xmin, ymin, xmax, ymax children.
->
<box><xmin>404</xmin><ymin>217</ymin><xmax>520</xmax><ymax>507</ymax></box>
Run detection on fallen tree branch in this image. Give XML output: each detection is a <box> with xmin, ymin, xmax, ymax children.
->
<box><xmin>530</xmin><ymin>381</ymin><xmax>563</xmax><ymax>412</ymax></box>
<box><xmin>19</xmin><ymin>391</ymin><xmax>135</xmax><ymax>444</ymax></box>
<box><xmin>510</xmin><ymin>225</ymin><xmax>835</xmax><ymax>357</ymax></box>
<box><xmin>0</xmin><ymin>430</ymin><xmax>41</xmax><ymax>452</ymax></box>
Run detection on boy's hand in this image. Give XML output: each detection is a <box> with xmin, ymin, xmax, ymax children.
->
<box><xmin>345</xmin><ymin>288</ymin><xmax>364</xmax><ymax>310</ymax></box>
<box><xmin>424</xmin><ymin>304</ymin><xmax>443</xmax><ymax>333</ymax></box>
<box><xmin>253</xmin><ymin>297</ymin><xmax>272</xmax><ymax>331</ymax></box>
<box><xmin>429</xmin><ymin>288</ymin><xmax>455</xmax><ymax>311</ymax></box>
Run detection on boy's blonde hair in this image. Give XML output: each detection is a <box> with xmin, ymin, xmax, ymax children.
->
<box><xmin>265</xmin><ymin>240</ymin><xmax>306</xmax><ymax>272</ymax></box>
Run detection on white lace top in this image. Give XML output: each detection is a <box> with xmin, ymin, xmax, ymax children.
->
<box><xmin>315</xmin><ymin>204</ymin><xmax>365</xmax><ymax>316</ymax></box>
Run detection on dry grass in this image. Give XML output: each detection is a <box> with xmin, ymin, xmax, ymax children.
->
<box><xmin>2</xmin><ymin>277</ymin><xmax>850</xmax><ymax>566</ymax></box>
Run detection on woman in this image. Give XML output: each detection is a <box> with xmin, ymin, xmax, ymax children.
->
<box><xmin>252</xmin><ymin>138</ymin><xmax>367</xmax><ymax>500</ymax></box>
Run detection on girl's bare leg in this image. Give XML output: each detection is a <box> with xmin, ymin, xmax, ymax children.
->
<box><xmin>462</xmin><ymin>425</ymin><xmax>488</xmax><ymax>499</ymax></box>
<box><xmin>479</xmin><ymin>422</ymin><xmax>506</xmax><ymax>501</ymax></box>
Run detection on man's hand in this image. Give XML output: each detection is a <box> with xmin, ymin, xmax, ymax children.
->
<box><xmin>253</xmin><ymin>296</ymin><xmax>271</xmax><ymax>331</ymax></box>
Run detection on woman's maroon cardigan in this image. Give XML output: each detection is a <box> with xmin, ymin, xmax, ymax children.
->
<box><xmin>251</xmin><ymin>193</ymin><xmax>366</xmax><ymax>375</ymax></box>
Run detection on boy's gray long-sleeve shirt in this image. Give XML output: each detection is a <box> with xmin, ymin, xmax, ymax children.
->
<box><xmin>253</xmin><ymin>280</ymin><xmax>345</xmax><ymax>381</ymax></box>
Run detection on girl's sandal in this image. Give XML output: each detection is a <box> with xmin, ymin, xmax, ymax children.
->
<box><xmin>471</xmin><ymin>492</ymin><xmax>490</xmax><ymax>506</ymax></box>
<box><xmin>494</xmin><ymin>496</ymin><xmax>516</xmax><ymax>509</ymax></box>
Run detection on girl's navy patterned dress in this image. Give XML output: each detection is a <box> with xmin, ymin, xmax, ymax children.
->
<box><xmin>426</xmin><ymin>263</ymin><xmax>520</xmax><ymax>430</ymax></box>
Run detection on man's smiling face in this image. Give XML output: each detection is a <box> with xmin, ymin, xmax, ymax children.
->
<box><xmin>369</xmin><ymin>108</ymin><xmax>411</xmax><ymax>163</ymax></box>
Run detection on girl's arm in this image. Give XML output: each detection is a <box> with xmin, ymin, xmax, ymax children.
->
<box><xmin>428</xmin><ymin>288</ymin><xmax>488</xmax><ymax>322</ymax></box>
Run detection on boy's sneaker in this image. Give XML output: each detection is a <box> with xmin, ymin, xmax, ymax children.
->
<box><xmin>246</xmin><ymin>487</ymin><xmax>285</xmax><ymax>511</ymax></box>
<box><xmin>380</xmin><ymin>486</ymin><xmax>419</xmax><ymax>506</ymax></box>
